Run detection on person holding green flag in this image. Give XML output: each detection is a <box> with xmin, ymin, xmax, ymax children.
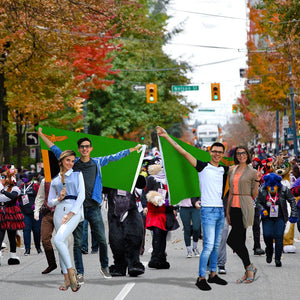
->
<box><xmin>38</xmin><ymin>128</ymin><xmax>142</xmax><ymax>283</ymax></box>
<box><xmin>156</xmin><ymin>126</ymin><xmax>228</xmax><ymax>291</ymax></box>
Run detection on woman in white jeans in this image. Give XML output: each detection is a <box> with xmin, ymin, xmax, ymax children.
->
<box><xmin>48</xmin><ymin>150</ymin><xmax>85</xmax><ymax>292</ymax></box>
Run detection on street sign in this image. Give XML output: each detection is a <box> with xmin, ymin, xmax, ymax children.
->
<box><xmin>132</xmin><ymin>84</ymin><xmax>146</xmax><ymax>91</ymax></box>
<box><xmin>26</xmin><ymin>132</ymin><xmax>39</xmax><ymax>146</ymax></box>
<box><xmin>30</xmin><ymin>147</ymin><xmax>36</xmax><ymax>159</ymax></box>
<box><xmin>282</xmin><ymin>116</ymin><xmax>289</xmax><ymax>129</ymax></box>
<box><xmin>247</xmin><ymin>78</ymin><xmax>262</xmax><ymax>85</ymax></box>
<box><xmin>198</xmin><ymin>109</ymin><xmax>215</xmax><ymax>112</ymax></box>
<box><xmin>172</xmin><ymin>85</ymin><xmax>199</xmax><ymax>92</ymax></box>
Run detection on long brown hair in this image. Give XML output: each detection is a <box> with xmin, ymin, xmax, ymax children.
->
<box><xmin>58</xmin><ymin>150</ymin><xmax>76</xmax><ymax>185</ymax></box>
<box><xmin>233</xmin><ymin>145</ymin><xmax>251</xmax><ymax>165</ymax></box>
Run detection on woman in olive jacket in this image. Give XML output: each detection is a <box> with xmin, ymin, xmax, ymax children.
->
<box><xmin>256</xmin><ymin>172</ymin><xmax>298</xmax><ymax>267</ymax></box>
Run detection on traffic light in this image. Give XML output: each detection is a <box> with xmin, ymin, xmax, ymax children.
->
<box><xmin>232</xmin><ymin>104</ymin><xmax>238</xmax><ymax>113</ymax></box>
<box><xmin>211</xmin><ymin>83</ymin><xmax>221</xmax><ymax>101</ymax></box>
<box><xmin>146</xmin><ymin>84</ymin><xmax>157</xmax><ymax>103</ymax></box>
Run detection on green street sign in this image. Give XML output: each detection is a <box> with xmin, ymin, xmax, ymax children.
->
<box><xmin>172</xmin><ymin>85</ymin><xmax>199</xmax><ymax>92</ymax></box>
<box><xmin>198</xmin><ymin>109</ymin><xmax>215</xmax><ymax>112</ymax></box>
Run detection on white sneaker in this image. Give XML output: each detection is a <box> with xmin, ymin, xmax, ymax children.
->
<box><xmin>193</xmin><ymin>248</ymin><xmax>200</xmax><ymax>257</ymax></box>
<box><xmin>187</xmin><ymin>251</ymin><xmax>193</xmax><ymax>258</ymax></box>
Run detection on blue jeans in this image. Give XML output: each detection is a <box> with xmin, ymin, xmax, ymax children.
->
<box><xmin>179</xmin><ymin>207</ymin><xmax>201</xmax><ymax>247</ymax></box>
<box><xmin>199</xmin><ymin>207</ymin><xmax>224</xmax><ymax>277</ymax></box>
<box><xmin>73</xmin><ymin>206</ymin><xmax>108</xmax><ymax>275</ymax></box>
<box><xmin>262</xmin><ymin>217</ymin><xmax>285</xmax><ymax>261</ymax></box>
<box><xmin>81</xmin><ymin>219</ymin><xmax>99</xmax><ymax>252</ymax></box>
<box><xmin>23</xmin><ymin>213</ymin><xmax>42</xmax><ymax>251</ymax></box>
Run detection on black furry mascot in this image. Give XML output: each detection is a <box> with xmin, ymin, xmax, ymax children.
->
<box><xmin>104</xmin><ymin>175</ymin><xmax>146</xmax><ymax>277</ymax></box>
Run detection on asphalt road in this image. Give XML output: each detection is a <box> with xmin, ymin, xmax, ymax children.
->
<box><xmin>1</xmin><ymin>207</ymin><xmax>300</xmax><ymax>300</ymax></box>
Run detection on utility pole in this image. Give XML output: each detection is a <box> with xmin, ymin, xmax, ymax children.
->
<box><xmin>289</xmin><ymin>65</ymin><xmax>298</xmax><ymax>156</ymax></box>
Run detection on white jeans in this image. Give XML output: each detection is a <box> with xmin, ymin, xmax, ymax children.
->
<box><xmin>54</xmin><ymin>202</ymin><xmax>81</xmax><ymax>274</ymax></box>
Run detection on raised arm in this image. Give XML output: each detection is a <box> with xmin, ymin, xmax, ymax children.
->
<box><xmin>38</xmin><ymin>127</ymin><xmax>54</xmax><ymax>149</ymax></box>
<box><xmin>156</xmin><ymin>126</ymin><xmax>197</xmax><ymax>167</ymax></box>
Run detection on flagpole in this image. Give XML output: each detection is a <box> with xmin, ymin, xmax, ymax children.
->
<box><xmin>130</xmin><ymin>144</ymin><xmax>146</xmax><ymax>194</ymax></box>
<box><xmin>157</xmin><ymin>136</ymin><xmax>171</xmax><ymax>204</ymax></box>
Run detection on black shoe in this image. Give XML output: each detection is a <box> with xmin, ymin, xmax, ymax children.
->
<box><xmin>91</xmin><ymin>249</ymin><xmax>98</xmax><ymax>254</ymax></box>
<box><xmin>24</xmin><ymin>249</ymin><xmax>30</xmax><ymax>256</ymax></box>
<box><xmin>81</xmin><ymin>249</ymin><xmax>88</xmax><ymax>254</ymax></box>
<box><xmin>254</xmin><ymin>248</ymin><xmax>265</xmax><ymax>255</ymax></box>
<box><xmin>275</xmin><ymin>260</ymin><xmax>282</xmax><ymax>267</ymax></box>
<box><xmin>266</xmin><ymin>256</ymin><xmax>272</xmax><ymax>264</ymax></box>
<box><xmin>207</xmin><ymin>274</ymin><xmax>228</xmax><ymax>285</ymax></box>
<box><xmin>195</xmin><ymin>278</ymin><xmax>211</xmax><ymax>291</ymax></box>
<box><xmin>37</xmin><ymin>248</ymin><xmax>43</xmax><ymax>254</ymax></box>
<box><xmin>42</xmin><ymin>264</ymin><xmax>57</xmax><ymax>274</ymax></box>
<box><xmin>109</xmin><ymin>265</ymin><xmax>126</xmax><ymax>277</ymax></box>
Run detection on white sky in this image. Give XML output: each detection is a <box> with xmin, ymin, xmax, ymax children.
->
<box><xmin>164</xmin><ymin>0</ymin><xmax>248</xmax><ymax>126</ymax></box>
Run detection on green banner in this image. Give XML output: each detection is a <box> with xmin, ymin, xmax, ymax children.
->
<box><xmin>38</xmin><ymin>126</ymin><xmax>144</xmax><ymax>192</ymax></box>
<box><xmin>159</xmin><ymin>135</ymin><xmax>232</xmax><ymax>205</ymax></box>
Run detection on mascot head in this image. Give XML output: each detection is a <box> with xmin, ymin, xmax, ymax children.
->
<box><xmin>0</xmin><ymin>165</ymin><xmax>17</xmax><ymax>192</ymax></box>
<box><xmin>263</xmin><ymin>172</ymin><xmax>282</xmax><ymax>195</ymax></box>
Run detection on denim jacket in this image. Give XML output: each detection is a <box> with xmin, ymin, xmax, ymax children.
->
<box><xmin>50</xmin><ymin>145</ymin><xmax>130</xmax><ymax>205</ymax></box>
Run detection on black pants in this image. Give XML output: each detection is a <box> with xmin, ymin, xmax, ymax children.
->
<box><xmin>151</xmin><ymin>227</ymin><xmax>168</xmax><ymax>263</ymax></box>
<box><xmin>227</xmin><ymin>208</ymin><xmax>251</xmax><ymax>268</ymax></box>
<box><xmin>0</xmin><ymin>230</ymin><xmax>17</xmax><ymax>252</ymax></box>
<box><xmin>252</xmin><ymin>205</ymin><xmax>262</xmax><ymax>250</ymax></box>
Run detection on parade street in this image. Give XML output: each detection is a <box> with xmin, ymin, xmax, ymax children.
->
<box><xmin>1</xmin><ymin>207</ymin><xmax>300</xmax><ymax>300</ymax></box>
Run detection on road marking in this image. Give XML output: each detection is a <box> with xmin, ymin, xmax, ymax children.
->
<box><xmin>114</xmin><ymin>283</ymin><xmax>135</xmax><ymax>300</ymax></box>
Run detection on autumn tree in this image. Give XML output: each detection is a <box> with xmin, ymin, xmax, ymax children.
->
<box><xmin>242</xmin><ymin>0</ymin><xmax>299</xmax><ymax>141</ymax></box>
<box><xmin>0</xmin><ymin>0</ymin><xmax>140</xmax><ymax>166</ymax></box>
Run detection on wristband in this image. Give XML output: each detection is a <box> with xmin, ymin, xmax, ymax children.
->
<box><xmin>255</xmin><ymin>180</ymin><xmax>260</xmax><ymax>182</ymax></box>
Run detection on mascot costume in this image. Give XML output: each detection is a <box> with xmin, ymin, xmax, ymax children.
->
<box><xmin>104</xmin><ymin>175</ymin><xmax>146</xmax><ymax>277</ymax></box>
<box><xmin>142</xmin><ymin>157</ymin><xmax>179</xmax><ymax>269</ymax></box>
<box><xmin>256</xmin><ymin>173</ymin><xmax>297</xmax><ymax>267</ymax></box>
<box><xmin>271</xmin><ymin>153</ymin><xmax>297</xmax><ymax>253</ymax></box>
<box><xmin>0</xmin><ymin>165</ymin><xmax>25</xmax><ymax>265</ymax></box>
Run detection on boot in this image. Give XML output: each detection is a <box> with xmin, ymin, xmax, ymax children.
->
<box><xmin>8</xmin><ymin>252</ymin><xmax>20</xmax><ymax>265</ymax></box>
<box><xmin>42</xmin><ymin>249</ymin><xmax>57</xmax><ymax>274</ymax></box>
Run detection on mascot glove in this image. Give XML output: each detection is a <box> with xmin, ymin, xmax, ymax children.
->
<box><xmin>289</xmin><ymin>217</ymin><xmax>298</xmax><ymax>224</ymax></box>
<box><xmin>260</xmin><ymin>209</ymin><xmax>268</xmax><ymax>218</ymax></box>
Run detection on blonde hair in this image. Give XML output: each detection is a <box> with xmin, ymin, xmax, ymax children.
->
<box><xmin>58</xmin><ymin>150</ymin><xmax>76</xmax><ymax>185</ymax></box>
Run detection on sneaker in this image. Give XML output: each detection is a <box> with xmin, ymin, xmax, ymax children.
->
<box><xmin>187</xmin><ymin>251</ymin><xmax>193</xmax><ymax>258</ymax></box>
<box><xmin>24</xmin><ymin>249</ymin><xmax>30</xmax><ymax>256</ymax></box>
<box><xmin>81</xmin><ymin>249</ymin><xmax>88</xmax><ymax>255</ymax></box>
<box><xmin>207</xmin><ymin>274</ymin><xmax>228</xmax><ymax>285</ymax></box>
<box><xmin>195</xmin><ymin>278</ymin><xmax>211</xmax><ymax>291</ymax></box>
<box><xmin>100</xmin><ymin>267</ymin><xmax>112</xmax><ymax>279</ymax></box>
<box><xmin>254</xmin><ymin>248</ymin><xmax>265</xmax><ymax>255</ymax></box>
<box><xmin>77</xmin><ymin>273</ymin><xmax>84</xmax><ymax>285</ymax></box>
<box><xmin>218</xmin><ymin>266</ymin><xmax>226</xmax><ymax>274</ymax></box>
<box><xmin>193</xmin><ymin>248</ymin><xmax>200</xmax><ymax>257</ymax></box>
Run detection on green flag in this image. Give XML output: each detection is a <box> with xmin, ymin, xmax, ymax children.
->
<box><xmin>38</xmin><ymin>126</ymin><xmax>145</xmax><ymax>193</ymax></box>
<box><xmin>158</xmin><ymin>135</ymin><xmax>232</xmax><ymax>205</ymax></box>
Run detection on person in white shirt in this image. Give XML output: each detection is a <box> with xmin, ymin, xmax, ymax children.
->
<box><xmin>48</xmin><ymin>150</ymin><xmax>85</xmax><ymax>292</ymax></box>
